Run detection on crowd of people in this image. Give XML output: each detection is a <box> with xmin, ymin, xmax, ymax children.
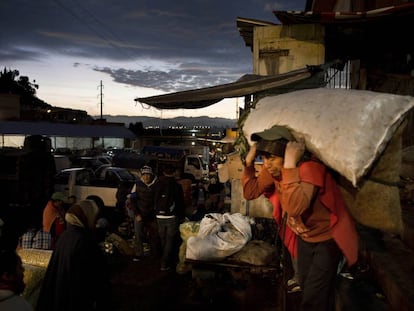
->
<box><xmin>0</xmin><ymin>161</ymin><xmax>228</xmax><ymax>310</ymax></box>
<box><xmin>0</xmin><ymin>195</ymin><xmax>111</xmax><ymax>311</ymax></box>
<box><xmin>0</xmin><ymin>126</ymin><xmax>361</xmax><ymax>311</ymax></box>
<box><xmin>36</xmin><ymin>199</ymin><xmax>111</xmax><ymax>311</ymax></box>
<box><xmin>118</xmin><ymin>127</ymin><xmax>360</xmax><ymax>311</ymax></box>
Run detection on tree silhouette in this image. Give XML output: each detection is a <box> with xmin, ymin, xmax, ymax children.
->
<box><xmin>0</xmin><ymin>67</ymin><xmax>38</xmax><ymax>95</ymax></box>
<box><xmin>0</xmin><ymin>67</ymin><xmax>49</xmax><ymax>109</ymax></box>
<box><xmin>17</xmin><ymin>75</ymin><xmax>38</xmax><ymax>96</ymax></box>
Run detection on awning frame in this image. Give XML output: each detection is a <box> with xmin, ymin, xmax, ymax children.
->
<box><xmin>135</xmin><ymin>66</ymin><xmax>327</xmax><ymax>110</ymax></box>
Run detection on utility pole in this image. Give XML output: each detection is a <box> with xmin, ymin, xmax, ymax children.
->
<box><xmin>97</xmin><ymin>80</ymin><xmax>104</xmax><ymax>148</ymax></box>
<box><xmin>98</xmin><ymin>80</ymin><xmax>104</xmax><ymax>119</ymax></box>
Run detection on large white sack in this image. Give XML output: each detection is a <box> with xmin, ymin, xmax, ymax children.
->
<box><xmin>243</xmin><ymin>88</ymin><xmax>414</xmax><ymax>187</ymax></box>
<box><xmin>339</xmin><ymin>122</ymin><xmax>405</xmax><ymax>234</ymax></box>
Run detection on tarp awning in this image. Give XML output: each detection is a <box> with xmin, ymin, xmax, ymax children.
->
<box><xmin>135</xmin><ymin>67</ymin><xmax>325</xmax><ymax>110</ymax></box>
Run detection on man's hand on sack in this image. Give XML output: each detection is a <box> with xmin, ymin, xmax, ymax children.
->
<box><xmin>245</xmin><ymin>143</ymin><xmax>257</xmax><ymax>167</ymax></box>
<box><xmin>284</xmin><ymin>139</ymin><xmax>305</xmax><ymax>169</ymax></box>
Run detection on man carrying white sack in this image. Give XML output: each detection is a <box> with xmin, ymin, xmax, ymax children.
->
<box><xmin>242</xmin><ymin>125</ymin><xmax>359</xmax><ymax>311</ymax></box>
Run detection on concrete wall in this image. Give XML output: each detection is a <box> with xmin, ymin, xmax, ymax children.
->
<box><xmin>253</xmin><ymin>24</ymin><xmax>325</xmax><ymax>75</ymax></box>
<box><xmin>0</xmin><ymin>94</ymin><xmax>20</xmax><ymax>120</ymax></box>
<box><xmin>231</xmin><ymin>178</ymin><xmax>273</xmax><ymax>218</ymax></box>
<box><xmin>218</xmin><ymin>152</ymin><xmax>273</xmax><ymax>218</ymax></box>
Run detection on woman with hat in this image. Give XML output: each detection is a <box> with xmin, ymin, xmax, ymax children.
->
<box><xmin>36</xmin><ymin>199</ymin><xmax>110</xmax><ymax>311</ymax></box>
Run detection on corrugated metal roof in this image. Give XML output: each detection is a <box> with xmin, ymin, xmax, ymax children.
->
<box><xmin>273</xmin><ymin>2</ymin><xmax>414</xmax><ymax>25</ymax></box>
<box><xmin>0</xmin><ymin>121</ymin><xmax>136</xmax><ymax>139</ymax></box>
<box><xmin>135</xmin><ymin>67</ymin><xmax>325</xmax><ymax>110</ymax></box>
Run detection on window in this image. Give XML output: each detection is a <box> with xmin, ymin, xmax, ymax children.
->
<box><xmin>54</xmin><ymin>171</ymin><xmax>70</xmax><ymax>185</ymax></box>
<box><xmin>187</xmin><ymin>157</ymin><xmax>200</xmax><ymax>169</ymax></box>
<box><xmin>75</xmin><ymin>170</ymin><xmax>92</xmax><ymax>186</ymax></box>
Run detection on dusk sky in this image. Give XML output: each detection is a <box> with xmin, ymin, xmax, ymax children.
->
<box><xmin>1</xmin><ymin>0</ymin><xmax>306</xmax><ymax>119</ymax></box>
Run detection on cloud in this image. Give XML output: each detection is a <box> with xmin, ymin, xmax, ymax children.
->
<box><xmin>0</xmin><ymin>0</ymin><xmax>306</xmax><ymax>94</ymax></box>
<box><xmin>95</xmin><ymin>65</ymin><xmax>239</xmax><ymax>92</ymax></box>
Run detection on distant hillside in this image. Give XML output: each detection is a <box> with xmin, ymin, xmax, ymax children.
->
<box><xmin>98</xmin><ymin>115</ymin><xmax>237</xmax><ymax>129</ymax></box>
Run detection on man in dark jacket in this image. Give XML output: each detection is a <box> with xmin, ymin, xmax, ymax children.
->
<box><xmin>154</xmin><ymin>165</ymin><xmax>185</xmax><ymax>271</ymax></box>
<box><xmin>130</xmin><ymin>166</ymin><xmax>160</xmax><ymax>261</ymax></box>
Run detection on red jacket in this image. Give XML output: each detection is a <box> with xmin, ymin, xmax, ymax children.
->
<box><xmin>242</xmin><ymin>160</ymin><xmax>358</xmax><ymax>266</ymax></box>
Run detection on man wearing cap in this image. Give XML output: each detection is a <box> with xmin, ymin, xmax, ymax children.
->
<box><xmin>130</xmin><ymin>166</ymin><xmax>160</xmax><ymax>261</ymax></box>
<box><xmin>242</xmin><ymin>125</ymin><xmax>358</xmax><ymax>311</ymax></box>
<box><xmin>42</xmin><ymin>192</ymin><xmax>66</xmax><ymax>249</ymax></box>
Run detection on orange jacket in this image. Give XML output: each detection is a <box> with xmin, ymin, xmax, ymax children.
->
<box><xmin>42</xmin><ymin>200</ymin><xmax>65</xmax><ymax>237</ymax></box>
<box><xmin>242</xmin><ymin>160</ymin><xmax>358</xmax><ymax>266</ymax></box>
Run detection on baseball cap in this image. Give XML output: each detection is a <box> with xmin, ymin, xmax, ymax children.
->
<box><xmin>251</xmin><ymin>125</ymin><xmax>294</xmax><ymax>142</ymax></box>
<box><xmin>251</xmin><ymin>126</ymin><xmax>294</xmax><ymax>158</ymax></box>
<box><xmin>51</xmin><ymin>192</ymin><xmax>65</xmax><ymax>202</ymax></box>
<box><xmin>140</xmin><ymin>165</ymin><xmax>153</xmax><ymax>175</ymax></box>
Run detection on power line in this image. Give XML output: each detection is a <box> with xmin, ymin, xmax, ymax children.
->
<box><xmin>52</xmin><ymin>0</ymin><xmax>136</xmax><ymax>60</ymax></box>
<box><xmin>73</xmin><ymin>0</ymin><xmax>135</xmax><ymax>55</ymax></box>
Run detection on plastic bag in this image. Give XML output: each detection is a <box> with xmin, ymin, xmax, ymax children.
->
<box><xmin>186</xmin><ymin>212</ymin><xmax>252</xmax><ymax>261</ymax></box>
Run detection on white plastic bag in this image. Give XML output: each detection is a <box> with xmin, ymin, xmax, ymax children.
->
<box><xmin>186</xmin><ymin>212</ymin><xmax>252</xmax><ymax>261</ymax></box>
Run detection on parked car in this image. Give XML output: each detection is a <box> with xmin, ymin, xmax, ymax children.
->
<box><xmin>71</xmin><ymin>156</ymin><xmax>109</xmax><ymax>171</ymax></box>
<box><xmin>53</xmin><ymin>167</ymin><xmax>135</xmax><ymax>209</ymax></box>
<box><xmin>94</xmin><ymin>155</ymin><xmax>112</xmax><ymax>165</ymax></box>
<box><xmin>53</xmin><ymin>167</ymin><xmax>134</xmax><ymax>227</ymax></box>
<box><xmin>94</xmin><ymin>165</ymin><xmax>137</xmax><ymax>184</ymax></box>
<box><xmin>54</xmin><ymin>154</ymin><xmax>71</xmax><ymax>172</ymax></box>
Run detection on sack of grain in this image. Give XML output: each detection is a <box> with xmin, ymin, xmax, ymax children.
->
<box><xmin>18</xmin><ymin>248</ymin><xmax>52</xmax><ymax>267</ymax></box>
<box><xmin>338</xmin><ymin>122</ymin><xmax>404</xmax><ymax>234</ymax></box>
<box><xmin>242</xmin><ymin>88</ymin><xmax>414</xmax><ymax>233</ymax></box>
<box><xmin>243</xmin><ymin>88</ymin><xmax>414</xmax><ymax>187</ymax></box>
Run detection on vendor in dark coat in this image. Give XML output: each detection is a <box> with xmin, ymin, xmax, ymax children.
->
<box><xmin>130</xmin><ymin>165</ymin><xmax>160</xmax><ymax>261</ymax></box>
<box><xmin>36</xmin><ymin>200</ymin><xmax>110</xmax><ymax>311</ymax></box>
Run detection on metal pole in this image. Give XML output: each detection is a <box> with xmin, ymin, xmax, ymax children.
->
<box><xmin>100</xmin><ymin>80</ymin><xmax>103</xmax><ymax>119</ymax></box>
